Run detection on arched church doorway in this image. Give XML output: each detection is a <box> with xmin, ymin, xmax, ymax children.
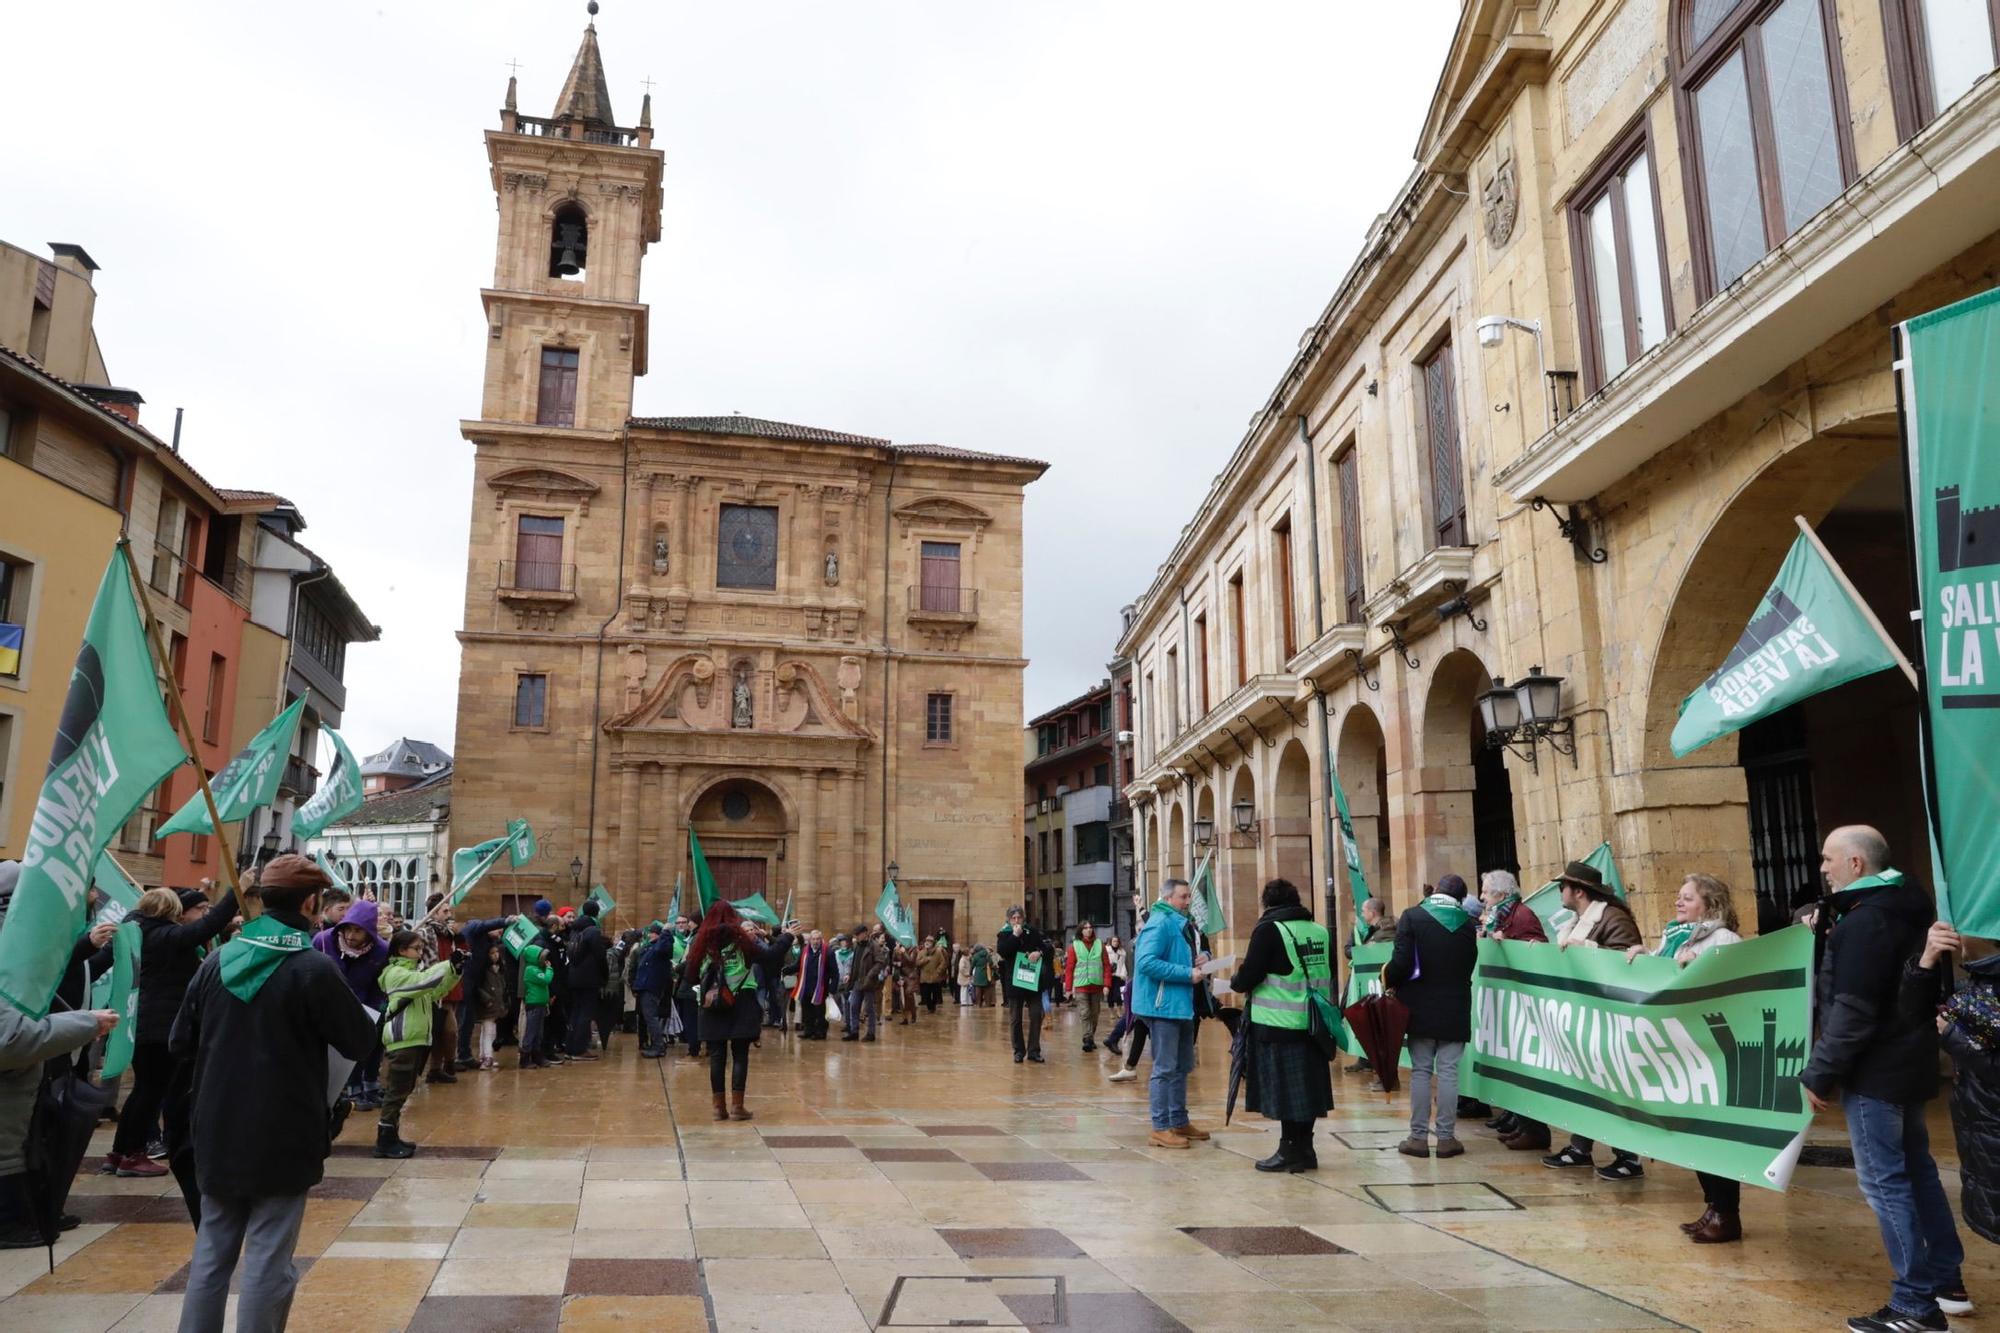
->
<box><xmin>688</xmin><ymin>775</ymin><xmax>791</xmax><ymax>909</ymax></box>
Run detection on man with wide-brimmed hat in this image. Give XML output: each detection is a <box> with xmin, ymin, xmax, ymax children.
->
<box><xmin>170</xmin><ymin>853</ymin><xmax>379</xmax><ymax>1332</ymax></box>
<box><xmin>1542</xmin><ymin>858</ymin><xmax>1646</xmax><ymax>1180</ymax></box>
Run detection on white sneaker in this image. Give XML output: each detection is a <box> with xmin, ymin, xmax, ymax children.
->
<box><xmin>1108</xmin><ymin>1068</ymin><xmax>1137</xmax><ymax>1083</ymax></box>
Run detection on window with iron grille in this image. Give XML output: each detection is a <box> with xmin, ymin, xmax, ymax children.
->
<box><xmin>925</xmin><ymin>691</ymin><xmax>953</xmax><ymax>743</ymax></box>
<box><xmin>513</xmin><ymin>514</ymin><xmax>565</xmax><ymax>590</ymax></box>
<box><xmin>1419</xmin><ymin>341</ymin><xmax>1468</xmax><ymax>548</ymax></box>
<box><xmin>919</xmin><ymin>541</ymin><xmax>962</xmax><ymax>611</ymax></box>
<box><xmin>536</xmin><ymin>347</ymin><xmax>580</xmax><ymax>427</ymax></box>
<box><xmin>514</xmin><ymin>673</ymin><xmax>548</xmax><ymax>728</ymax></box>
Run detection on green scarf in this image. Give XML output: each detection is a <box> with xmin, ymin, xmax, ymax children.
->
<box><xmin>218</xmin><ymin>913</ymin><xmax>312</xmax><ymax>1002</ymax></box>
<box><xmin>1151</xmin><ymin>898</ymin><xmax>1187</xmax><ymax>921</ymax></box>
<box><xmin>1480</xmin><ymin>893</ymin><xmax>1521</xmax><ymax>936</ymax></box>
<box><xmin>1420</xmin><ymin>893</ymin><xmax>1472</xmax><ymax>933</ymax></box>
<box><xmin>1656</xmin><ymin>919</ymin><xmax>1699</xmax><ymax>957</ymax></box>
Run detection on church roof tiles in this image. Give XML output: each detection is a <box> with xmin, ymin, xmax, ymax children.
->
<box><xmin>628</xmin><ymin>414</ymin><xmax>1047</xmax><ymax>471</ymax></box>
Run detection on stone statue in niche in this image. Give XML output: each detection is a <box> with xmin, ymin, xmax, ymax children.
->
<box><xmin>824</xmin><ymin>549</ymin><xmax>840</xmax><ymax>586</ymax></box>
<box><xmin>732</xmin><ymin>669</ymin><xmax>753</xmax><ymax>729</ymax></box>
<box><xmin>652</xmin><ymin>531</ymin><xmax>670</xmax><ymax>574</ymax></box>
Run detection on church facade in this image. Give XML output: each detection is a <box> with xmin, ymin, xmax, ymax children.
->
<box><xmin>450</xmin><ymin>16</ymin><xmax>1044</xmax><ymax>937</ymax></box>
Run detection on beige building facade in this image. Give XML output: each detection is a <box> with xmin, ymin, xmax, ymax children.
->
<box><xmin>1117</xmin><ymin>0</ymin><xmax>2000</xmax><ymax>943</ymax></box>
<box><xmin>451</xmin><ymin>18</ymin><xmax>1044</xmax><ymax>936</ymax></box>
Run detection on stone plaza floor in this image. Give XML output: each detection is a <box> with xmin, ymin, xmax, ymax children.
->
<box><xmin>3</xmin><ymin>1001</ymin><xmax>1995</xmax><ymax>1331</ymax></box>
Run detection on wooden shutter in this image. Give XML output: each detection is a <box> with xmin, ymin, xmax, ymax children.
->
<box><xmin>514</xmin><ymin>515</ymin><xmax>564</xmax><ymax>590</ymax></box>
<box><xmin>537</xmin><ymin>349</ymin><xmax>579</xmax><ymax>427</ymax></box>
<box><xmin>1422</xmin><ymin>344</ymin><xmax>1467</xmax><ymax>547</ymax></box>
<box><xmin>920</xmin><ymin>541</ymin><xmax>961</xmax><ymax>611</ymax></box>
<box><xmin>1336</xmin><ymin>448</ymin><xmax>1364</xmax><ymax>623</ymax></box>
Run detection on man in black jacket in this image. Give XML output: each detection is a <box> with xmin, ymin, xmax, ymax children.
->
<box><xmin>1803</xmin><ymin>825</ymin><xmax>1968</xmax><ymax>1333</ymax></box>
<box><xmin>170</xmin><ymin>854</ymin><xmax>377</xmax><ymax>1333</ymax></box>
<box><xmin>564</xmin><ymin>901</ymin><xmax>612</xmax><ymax>1059</ymax></box>
<box><xmin>995</xmin><ymin>907</ymin><xmax>1048</xmax><ymax>1064</ymax></box>
<box><xmin>1382</xmin><ymin>885</ymin><xmax>1479</xmax><ymax>1159</ymax></box>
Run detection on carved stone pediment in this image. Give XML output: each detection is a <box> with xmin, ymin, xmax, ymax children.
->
<box><xmin>892</xmin><ymin>496</ymin><xmax>992</xmax><ymax>537</ymax></box>
<box><xmin>487</xmin><ymin>466</ymin><xmax>601</xmax><ymax>515</ymax></box>
<box><xmin>604</xmin><ymin>652</ymin><xmax>873</xmax><ymax>742</ymax></box>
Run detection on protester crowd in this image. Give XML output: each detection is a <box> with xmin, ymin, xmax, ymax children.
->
<box><xmin>0</xmin><ymin>817</ymin><xmax>1995</xmax><ymax>1333</ymax></box>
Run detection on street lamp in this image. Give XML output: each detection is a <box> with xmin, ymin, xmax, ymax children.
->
<box><xmin>1231</xmin><ymin>798</ymin><xmax>1256</xmax><ymax>837</ymax></box>
<box><xmin>1478</xmin><ymin>666</ymin><xmax>1575</xmax><ymax>769</ymax></box>
<box><xmin>1474</xmin><ymin>314</ymin><xmax>1550</xmax><ymax>433</ymax></box>
<box><xmin>1192</xmin><ymin>816</ymin><xmax>1215</xmax><ymax>848</ymax></box>
<box><xmin>886</xmin><ymin>861</ymin><xmax>900</xmax><ymax>884</ymax></box>
<box><xmin>569</xmin><ymin>856</ymin><xmax>583</xmax><ymax>890</ymax></box>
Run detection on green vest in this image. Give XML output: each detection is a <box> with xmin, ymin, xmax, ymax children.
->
<box><xmin>1250</xmin><ymin>920</ymin><xmax>1332</xmax><ymax>1030</ymax></box>
<box><xmin>671</xmin><ymin>932</ymin><xmax>690</xmax><ymax>964</ymax></box>
<box><xmin>1071</xmin><ymin>938</ymin><xmax>1104</xmax><ymax>987</ymax></box>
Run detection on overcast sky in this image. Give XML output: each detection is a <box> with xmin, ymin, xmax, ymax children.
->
<box><xmin>5</xmin><ymin>0</ymin><xmax>1459</xmax><ymax>755</ymax></box>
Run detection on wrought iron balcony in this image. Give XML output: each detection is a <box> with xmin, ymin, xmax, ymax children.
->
<box><xmin>498</xmin><ymin>560</ymin><xmax>578</xmax><ymax>599</ymax></box>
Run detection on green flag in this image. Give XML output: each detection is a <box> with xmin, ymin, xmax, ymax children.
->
<box><xmin>1186</xmin><ymin>850</ymin><xmax>1225</xmax><ymax>937</ymax></box>
<box><xmin>501</xmin><ymin>915</ymin><xmax>539</xmax><ymax>957</ymax></box>
<box><xmin>158</xmin><ymin>696</ymin><xmax>307</xmax><ymax>837</ymax></box>
<box><xmin>1461</xmin><ymin>928</ymin><xmax>1815</xmax><ymax>1190</ymax></box>
<box><xmin>506</xmin><ymin>818</ymin><xmax>537</xmax><ymax>866</ymax></box>
<box><xmin>1904</xmin><ymin>287</ymin><xmax>2000</xmax><ymax>937</ymax></box>
<box><xmin>586</xmin><ymin>884</ymin><xmax>615</xmax><ymax>919</ymax></box>
<box><xmin>689</xmin><ymin>828</ymin><xmax>718</xmax><ymax>913</ymax></box>
<box><xmin>451</xmin><ymin>836</ymin><xmax>510</xmax><ymax>905</ymax></box>
<box><xmin>1523</xmin><ymin>840</ymin><xmax>1626</xmax><ymax>937</ymax></box>
<box><xmin>312</xmin><ymin>849</ymin><xmax>351</xmax><ymax>895</ymax></box>
<box><xmin>735</xmin><ymin>891</ymin><xmax>780</xmax><ymax>927</ymax></box>
<box><xmin>0</xmin><ymin>546</ymin><xmax>188</xmax><ymax>1018</ymax></box>
<box><xmin>1330</xmin><ymin>763</ymin><xmax>1370</xmax><ymax>944</ymax></box>
<box><xmin>89</xmin><ymin>919</ymin><xmax>142</xmax><ymax>1080</ymax></box>
<box><xmin>875</xmin><ymin>880</ymin><xmax>915</xmax><ymax>946</ymax></box>
<box><xmin>293</xmin><ymin>727</ymin><xmax>363</xmax><ymax>840</ymax></box>
<box><xmin>666</xmin><ymin>872</ymin><xmax>683</xmax><ymax>923</ymax></box>
<box><xmin>93</xmin><ymin>853</ymin><xmax>143</xmax><ymax>926</ymax></box>
<box><xmin>1671</xmin><ymin>528</ymin><xmax>1904</xmax><ymax>757</ymax></box>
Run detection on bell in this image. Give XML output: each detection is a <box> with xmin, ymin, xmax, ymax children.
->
<box><xmin>553</xmin><ymin>245</ymin><xmax>582</xmax><ymax>276</ymax></box>
<box><xmin>551</xmin><ymin>220</ymin><xmax>587</xmax><ymax>277</ymax></box>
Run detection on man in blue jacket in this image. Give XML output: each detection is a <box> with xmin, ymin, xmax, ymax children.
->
<box><xmin>631</xmin><ymin>923</ymin><xmax>674</xmax><ymax>1057</ymax></box>
<box><xmin>455</xmin><ymin>913</ymin><xmax>514</xmax><ymax>1069</ymax></box>
<box><xmin>1132</xmin><ymin>878</ymin><xmax>1207</xmax><ymax>1149</ymax></box>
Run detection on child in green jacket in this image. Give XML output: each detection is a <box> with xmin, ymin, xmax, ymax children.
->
<box><xmin>375</xmin><ymin>929</ymin><xmax>463</xmax><ymax>1158</ymax></box>
<box><xmin>520</xmin><ymin>943</ymin><xmax>554</xmax><ymax>1070</ymax></box>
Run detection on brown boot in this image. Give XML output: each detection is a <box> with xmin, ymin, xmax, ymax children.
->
<box><xmin>1679</xmin><ymin>1207</ymin><xmax>1716</xmax><ymax>1236</ymax></box>
<box><xmin>729</xmin><ymin>1091</ymin><xmax>753</xmax><ymax>1121</ymax></box>
<box><xmin>712</xmin><ymin>1093</ymin><xmax>729</xmax><ymax>1122</ymax></box>
<box><xmin>1148</xmin><ymin>1129</ymin><xmax>1190</xmax><ymax>1149</ymax></box>
<box><xmin>1170</xmin><ymin>1123</ymin><xmax>1211</xmax><ymax>1141</ymax></box>
<box><xmin>1689</xmin><ymin>1211</ymin><xmax>1741</xmax><ymax>1244</ymax></box>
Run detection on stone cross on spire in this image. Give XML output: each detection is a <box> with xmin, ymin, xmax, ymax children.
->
<box><xmin>553</xmin><ymin>1</ymin><xmax>616</xmax><ymax>127</ymax></box>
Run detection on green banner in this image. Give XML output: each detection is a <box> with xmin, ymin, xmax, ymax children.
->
<box><xmin>1672</xmin><ymin>529</ymin><xmax>1903</xmax><ymax>757</ymax></box>
<box><xmin>586</xmin><ymin>884</ymin><xmax>615</xmax><ymax>919</ymax></box>
<box><xmin>506</xmin><ymin>817</ymin><xmax>537</xmax><ymax>867</ymax></box>
<box><xmin>1334</xmin><ymin>941</ymin><xmax>1410</xmax><ymax>1066</ymax></box>
<box><xmin>90</xmin><ymin>920</ymin><xmax>141</xmax><ymax>1079</ymax></box>
<box><xmin>690</xmin><ymin>829</ymin><xmax>718</xmax><ymax>913</ymax></box>
<box><xmin>1459</xmin><ymin>928</ymin><xmax>1814</xmax><ymax>1190</ymax></box>
<box><xmin>312</xmin><ymin>850</ymin><xmax>351</xmax><ymax>895</ymax></box>
<box><xmin>1904</xmin><ymin>286</ymin><xmax>2000</xmax><ymax>937</ymax></box>
<box><xmin>293</xmin><ymin>727</ymin><xmax>363</xmax><ymax>840</ymax></box>
<box><xmin>1330</xmin><ymin>763</ymin><xmax>1370</xmax><ymax>945</ymax></box>
<box><xmin>876</xmin><ymin>881</ymin><xmax>916</xmax><ymax>947</ymax></box>
<box><xmin>1012</xmin><ymin>951</ymin><xmax>1042</xmax><ymax>991</ymax></box>
<box><xmin>451</xmin><ymin>818</ymin><xmax>537</xmax><ymax>905</ymax></box>
<box><xmin>1187</xmin><ymin>850</ymin><xmax>1225</xmax><ymax>938</ymax></box>
<box><xmin>502</xmin><ymin>915</ymin><xmax>539</xmax><ymax>957</ymax></box>
<box><xmin>0</xmin><ymin>546</ymin><xmax>188</xmax><ymax>1018</ymax></box>
<box><xmin>93</xmin><ymin>853</ymin><xmax>143</xmax><ymax>927</ymax></box>
<box><xmin>666</xmin><ymin>872</ymin><xmax>683</xmax><ymax>923</ymax></box>
<box><xmin>735</xmin><ymin>891</ymin><xmax>780</xmax><ymax>927</ymax></box>
<box><xmin>159</xmin><ymin>697</ymin><xmax>306</xmax><ymax>837</ymax></box>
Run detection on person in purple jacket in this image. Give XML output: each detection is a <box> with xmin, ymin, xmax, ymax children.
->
<box><xmin>314</xmin><ymin>898</ymin><xmax>388</xmax><ymax>1107</ymax></box>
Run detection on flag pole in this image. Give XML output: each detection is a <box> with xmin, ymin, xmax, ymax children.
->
<box><xmin>119</xmin><ymin>539</ymin><xmax>243</xmax><ymax>904</ymax></box>
<box><xmin>1792</xmin><ymin>515</ymin><xmax>1920</xmax><ymax>690</ymax></box>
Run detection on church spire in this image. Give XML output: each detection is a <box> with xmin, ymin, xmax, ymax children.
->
<box><xmin>552</xmin><ymin>1</ymin><xmax>616</xmax><ymax>127</ymax></box>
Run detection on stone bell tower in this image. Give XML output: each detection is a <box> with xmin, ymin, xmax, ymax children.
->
<box><xmin>479</xmin><ymin>2</ymin><xmax>664</xmax><ymax>429</ymax></box>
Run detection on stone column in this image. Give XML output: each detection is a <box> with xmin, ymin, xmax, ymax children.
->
<box><xmin>656</xmin><ymin>763</ymin><xmax>683</xmax><ymax>921</ymax></box>
<box><xmin>631</xmin><ymin>472</ymin><xmax>656</xmax><ymax>586</ymax></box>
<box><xmin>796</xmin><ymin>768</ymin><xmax>819</xmax><ymax>928</ymax></box>
<box><xmin>669</xmin><ymin>477</ymin><xmax>695</xmax><ymax>596</ymax></box>
<box><xmin>617</xmin><ymin>760</ymin><xmax>641</xmax><ymax>909</ymax></box>
<box><xmin>836</xmin><ymin>770</ymin><xmax>861</xmax><ymax>925</ymax></box>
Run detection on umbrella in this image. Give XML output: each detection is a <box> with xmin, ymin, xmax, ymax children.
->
<box><xmin>1341</xmin><ymin>993</ymin><xmax>1410</xmax><ymax>1095</ymax></box>
<box><xmin>1224</xmin><ymin>1013</ymin><xmax>1251</xmax><ymax>1126</ymax></box>
<box><xmin>22</xmin><ymin>1066</ymin><xmax>113</xmax><ymax>1270</ymax></box>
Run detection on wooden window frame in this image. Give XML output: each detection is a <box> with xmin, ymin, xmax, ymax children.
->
<box><xmin>1881</xmin><ymin>0</ymin><xmax>2000</xmax><ymax>138</ymax></box>
<box><xmin>1228</xmin><ymin>572</ymin><xmax>1247</xmax><ymax>687</ymax></box>
<box><xmin>924</xmin><ymin>690</ymin><xmax>956</xmax><ymax>746</ymax></box>
<box><xmin>1332</xmin><ymin>442</ymin><xmax>1364</xmax><ymax>625</ymax></box>
<box><xmin>202</xmin><ymin>653</ymin><xmax>226</xmax><ymax>745</ymax></box>
<box><xmin>1569</xmin><ymin>117</ymin><xmax>1677</xmax><ymax>394</ymax></box>
<box><xmin>1272</xmin><ymin>515</ymin><xmax>1298</xmax><ymax>661</ymax></box>
<box><xmin>1416</xmin><ymin>336</ymin><xmax>1469</xmax><ymax>550</ymax></box>
<box><xmin>536</xmin><ymin>346</ymin><xmax>580</xmax><ymax>427</ymax></box>
<box><xmin>512</xmin><ymin>671</ymin><xmax>550</xmax><ymax>731</ymax></box>
<box><xmin>512</xmin><ymin>512</ymin><xmax>567</xmax><ymax>591</ymax></box>
<box><xmin>1672</xmin><ymin>0</ymin><xmax>1858</xmax><ymax>305</ymax></box>
<box><xmin>918</xmin><ymin>540</ymin><xmax>964</xmax><ymax>613</ymax></box>
<box><xmin>1193</xmin><ymin>613</ymin><xmax>1210</xmax><ymax>715</ymax></box>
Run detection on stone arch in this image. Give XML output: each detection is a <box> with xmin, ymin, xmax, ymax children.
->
<box><xmin>1143</xmin><ymin>806</ymin><xmax>1161</xmax><ymax>899</ymax></box>
<box><xmin>678</xmin><ymin>771</ymin><xmax>801</xmax><ymax>914</ymax></box>
<box><xmin>1632</xmin><ymin>433</ymin><xmax>1913</xmax><ymax>931</ymax></box>
<box><xmin>1272</xmin><ymin>739</ymin><xmax>1314</xmax><ymax>912</ymax></box>
<box><xmin>1166</xmin><ymin>798</ymin><xmax>1187</xmax><ymax>883</ymax></box>
<box><xmin>1224</xmin><ymin>762</ymin><xmax>1257</xmax><ymax>937</ymax></box>
<box><xmin>1419</xmin><ymin>647</ymin><xmax>1509</xmax><ymax>896</ymax></box>
<box><xmin>1336</xmin><ymin>703</ymin><xmax>1391</xmax><ymax>918</ymax></box>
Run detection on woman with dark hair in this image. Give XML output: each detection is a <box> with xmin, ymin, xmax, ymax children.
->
<box><xmin>1229</xmin><ymin>878</ymin><xmax>1335</xmax><ymax>1173</ymax></box>
<box><xmin>682</xmin><ymin>900</ymin><xmax>793</xmax><ymax>1122</ymax></box>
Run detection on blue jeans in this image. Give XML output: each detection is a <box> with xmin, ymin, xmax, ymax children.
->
<box><xmin>1147</xmin><ymin>1017</ymin><xmax>1193</xmax><ymax>1131</ymax></box>
<box><xmin>1844</xmin><ymin>1092</ymin><xmax>1965</xmax><ymax>1316</ymax></box>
